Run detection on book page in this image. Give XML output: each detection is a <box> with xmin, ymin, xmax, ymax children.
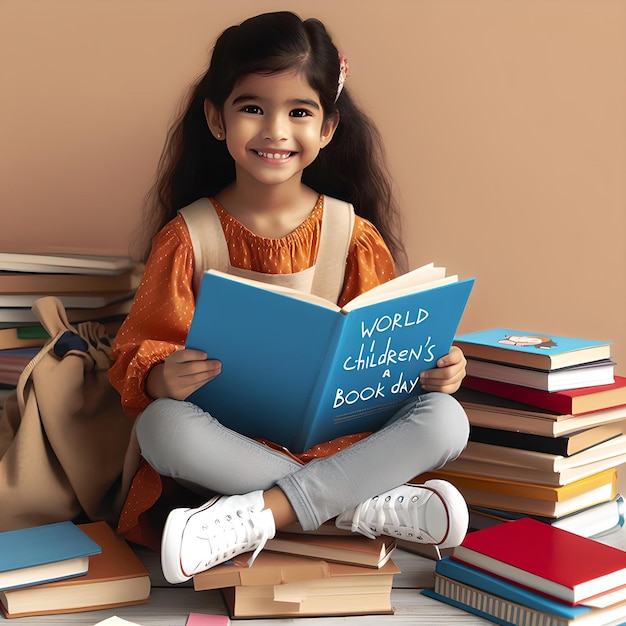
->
<box><xmin>343</xmin><ymin>276</ymin><xmax>458</xmax><ymax>312</ymax></box>
<box><xmin>202</xmin><ymin>270</ymin><xmax>340</xmax><ymax>311</ymax></box>
<box><xmin>342</xmin><ymin>263</ymin><xmax>448</xmax><ymax>311</ymax></box>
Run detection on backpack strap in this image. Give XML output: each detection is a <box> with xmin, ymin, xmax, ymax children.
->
<box><xmin>179</xmin><ymin>199</ymin><xmax>230</xmax><ymax>296</ymax></box>
<box><xmin>178</xmin><ymin>196</ymin><xmax>355</xmax><ymax>304</ymax></box>
<box><xmin>311</xmin><ymin>196</ymin><xmax>355</xmax><ymax>303</ymax></box>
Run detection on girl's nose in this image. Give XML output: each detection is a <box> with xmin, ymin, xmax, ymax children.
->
<box><xmin>262</xmin><ymin>113</ymin><xmax>288</xmax><ymax>141</ymax></box>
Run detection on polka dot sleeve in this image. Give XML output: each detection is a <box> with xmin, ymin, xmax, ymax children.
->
<box><xmin>108</xmin><ymin>219</ymin><xmax>196</xmax><ymax>417</ymax></box>
<box><xmin>338</xmin><ymin>218</ymin><xmax>397</xmax><ymax>307</ymax></box>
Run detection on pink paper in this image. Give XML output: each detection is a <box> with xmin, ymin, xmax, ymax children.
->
<box><xmin>186</xmin><ymin>613</ymin><xmax>230</xmax><ymax>626</ymax></box>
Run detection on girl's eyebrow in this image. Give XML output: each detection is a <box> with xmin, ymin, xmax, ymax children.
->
<box><xmin>231</xmin><ymin>94</ymin><xmax>321</xmax><ymax>110</ymax></box>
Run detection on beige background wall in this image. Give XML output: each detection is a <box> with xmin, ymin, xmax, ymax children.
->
<box><xmin>1</xmin><ymin>0</ymin><xmax>625</xmax><ymax>374</ymax></box>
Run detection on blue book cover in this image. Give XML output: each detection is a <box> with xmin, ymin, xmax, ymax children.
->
<box><xmin>434</xmin><ymin>557</ymin><xmax>590</xmax><ymax>619</ymax></box>
<box><xmin>0</xmin><ymin>520</ymin><xmax>102</xmax><ymax>591</ymax></box>
<box><xmin>186</xmin><ymin>266</ymin><xmax>474</xmax><ymax>452</ymax></box>
<box><xmin>454</xmin><ymin>328</ymin><xmax>611</xmax><ymax>370</ymax></box>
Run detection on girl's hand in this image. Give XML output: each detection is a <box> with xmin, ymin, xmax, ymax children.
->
<box><xmin>419</xmin><ymin>345</ymin><xmax>466</xmax><ymax>394</ymax></box>
<box><xmin>146</xmin><ymin>348</ymin><xmax>222</xmax><ymax>401</ymax></box>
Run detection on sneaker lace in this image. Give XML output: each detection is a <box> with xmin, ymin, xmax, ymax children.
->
<box><xmin>350</xmin><ymin>492</ymin><xmax>438</xmax><ymax>543</ymax></box>
<box><xmin>198</xmin><ymin>506</ymin><xmax>272</xmax><ymax>569</ymax></box>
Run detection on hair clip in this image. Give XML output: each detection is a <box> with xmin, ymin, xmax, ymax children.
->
<box><xmin>335</xmin><ymin>53</ymin><xmax>349</xmax><ymax>102</ymax></box>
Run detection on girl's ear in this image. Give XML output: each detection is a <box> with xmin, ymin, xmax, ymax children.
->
<box><xmin>320</xmin><ymin>113</ymin><xmax>340</xmax><ymax>149</ymax></box>
<box><xmin>204</xmin><ymin>100</ymin><xmax>225</xmax><ymax>140</ymax></box>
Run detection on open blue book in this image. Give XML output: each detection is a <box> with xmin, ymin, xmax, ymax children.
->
<box><xmin>186</xmin><ymin>263</ymin><xmax>474</xmax><ymax>452</ymax></box>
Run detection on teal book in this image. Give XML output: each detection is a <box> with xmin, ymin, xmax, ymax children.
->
<box><xmin>422</xmin><ymin>588</ymin><xmax>514</xmax><ymax>626</ymax></box>
<box><xmin>454</xmin><ymin>328</ymin><xmax>612</xmax><ymax>371</ymax></box>
<box><xmin>424</xmin><ymin>570</ymin><xmax>626</xmax><ymax>626</ymax></box>
<box><xmin>186</xmin><ymin>264</ymin><xmax>474</xmax><ymax>452</ymax></box>
<box><xmin>433</xmin><ymin>557</ymin><xmax>592</xmax><ymax>620</ymax></box>
<box><xmin>0</xmin><ymin>521</ymin><xmax>102</xmax><ymax>591</ymax></box>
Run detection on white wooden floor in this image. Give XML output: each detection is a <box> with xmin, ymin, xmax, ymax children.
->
<box><xmin>7</xmin><ymin>519</ymin><xmax>626</xmax><ymax>626</ymax></box>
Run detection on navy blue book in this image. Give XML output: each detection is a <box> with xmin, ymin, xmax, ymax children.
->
<box><xmin>186</xmin><ymin>264</ymin><xmax>474</xmax><ymax>452</ymax></box>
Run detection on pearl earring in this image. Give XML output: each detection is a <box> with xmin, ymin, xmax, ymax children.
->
<box><xmin>216</xmin><ymin>132</ymin><xmax>223</xmax><ymax>139</ymax></box>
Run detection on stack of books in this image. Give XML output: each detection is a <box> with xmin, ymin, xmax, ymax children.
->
<box><xmin>0</xmin><ymin>520</ymin><xmax>150</xmax><ymax>618</ymax></box>
<box><xmin>417</xmin><ymin>328</ymin><xmax>626</xmax><ymax>539</ymax></box>
<box><xmin>423</xmin><ymin>517</ymin><xmax>626</xmax><ymax>626</ymax></box>
<box><xmin>0</xmin><ymin>250</ymin><xmax>141</xmax><ymax>389</ymax></box>
<box><xmin>191</xmin><ymin>532</ymin><xmax>399</xmax><ymax>618</ymax></box>
<box><xmin>0</xmin><ymin>346</ymin><xmax>40</xmax><ymax>387</ymax></box>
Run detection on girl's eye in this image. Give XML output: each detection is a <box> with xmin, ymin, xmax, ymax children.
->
<box><xmin>241</xmin><ymin>105</ymin><xmax>262</xmax><ymax>115</ymax></box>
<box><xmin>290</xmin><ymin>109</ymin><xmax>311</xmax><ymax>118</ymax></box>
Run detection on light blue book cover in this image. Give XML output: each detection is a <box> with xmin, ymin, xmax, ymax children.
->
<box><xmin>454</xmin><ymin>328</ymin><xmax>610</xmax><ymax>357</ymax></box>
<box><xmin>0</xmin><ymin>521</ymin><xmax>102</xmax><ymax>591</ymax></box>
<box><xmin>187</xmin><ymin>270</ymin><xmax>474</xmax><ymax>452</ymax></box>
<box><xmin>434</xmin><ymin>557</ymin><xmax>590</xmax><ymax>619</ymax></box>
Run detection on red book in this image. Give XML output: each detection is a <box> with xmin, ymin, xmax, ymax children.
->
<box><xmin>451</xmin><ymin>517</ymin><xmax>626</xmax><ymax>606</ymax></box>
<box><xmin>462</xmin><ymin>375</ymin><xmax>626</xmax><ymax>415</ymax></box>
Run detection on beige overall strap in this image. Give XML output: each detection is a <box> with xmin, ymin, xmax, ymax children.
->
<box><xmin>178</xmin><ymin>199</ymin><xmax>230</xmax><ymax>296</ymax></box>
<box><xmin>179</xmin><ymin>195</ymin><xmax>355</xmax><ymax>303</ymax></box>
<box><xmin>311</xmin><ymin>195</ymin><xmax>355</xmax><ymax>303</ymax></box>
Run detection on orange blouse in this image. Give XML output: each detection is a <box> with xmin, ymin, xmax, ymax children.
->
<box><xmin>109</xmin><ymin>196</ymin><xmax>397</xmax><ymax>416</ymax></box>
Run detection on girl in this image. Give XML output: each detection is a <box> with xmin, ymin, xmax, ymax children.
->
<box><xmin>109</xmin><ymin>11</ymin><xmax>470</xmax><ymax>584</ymax></box>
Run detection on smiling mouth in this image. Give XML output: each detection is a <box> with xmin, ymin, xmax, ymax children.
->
<box><xmin>254</xmin><ymin>150</ymin><xmax>294</xmax><ymax>159</ymax></box>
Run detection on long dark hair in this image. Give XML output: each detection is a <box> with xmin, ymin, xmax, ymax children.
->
<box><xmin>137</xmin><ymin>11</ymin><xmax>406</xmax><ymax>270</ymax></box>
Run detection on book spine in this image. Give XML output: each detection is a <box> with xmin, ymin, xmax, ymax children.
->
<box><xmin>421</xmin><ymin>589</ymin><xmax>524</xmax><ymax>626</ymax></box>
<box><xmin>293</xmin><ymin>316</ymin><xmax>347</xmax><ymax>452</ymax></box>
<box><xmin>432</xmin><ymin>575</ymin><xmax>567</xmax><ymax>626</ymax></box>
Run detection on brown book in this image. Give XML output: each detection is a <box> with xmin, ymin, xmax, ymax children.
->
<box><xmin>0</xmin><ymin>266</ymin><xmax>142</xmax><ymax>295</ymax></box>
<box><xmin>0</xmin><ymin>290</ymin><xmax>137</xmax><ymax>310</ymax></box>
<box><xmin>264</xmin><ymin>532</ymin><xmax>396</xmax><ymax>568</ymax></box>
<box><xmin>193</xmin><ymin>551</ymin><xmax>332</xmax><ymax>591</ymax></box>
<box><xmin>222</xmin><ymin>586</ymin><xmax>394</xmax><ymax>618</ymax></box>
<box><xmin>195</xmin><ymin>552</ymin><xmax>399</xmax><ymax>619</ymax></box>
<box><xmin>0</xmin><ymin>327</ymin><xmax>47</xmax><ymax>350</ymax></box>
<box><xmin>438</xmin><ymin>435</ymin><xmax>626</xmax><ymax>487</ymax></box>
<box><xmin>0</xmin><ymin>251</ymin><xmax>136</xmax><ymax>276</ymax></box>
<box><xmin>0</xmin><ymin>297</ymin><xmax>134</xmax><ymax>325</ymax></box>
<box><xmin>0</xmin><ymin>521</ymin><xmax>150</xmax><ymax>618</ymax></box>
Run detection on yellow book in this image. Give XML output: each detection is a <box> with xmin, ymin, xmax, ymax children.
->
<box><xmin>413</xmin><ymin>467</ymin><xmax>617</xmax><ymax>501</ymax></box>
<box><xmin>413</xmin><ymin>469</ymin><xmax>617</xmax><ymax>518</ymax></box>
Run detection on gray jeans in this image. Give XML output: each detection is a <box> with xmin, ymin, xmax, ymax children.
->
<box><xmin>135</xmin><ymin>392</ymin><xmax>469</xmax><ymax>531</ymax></box>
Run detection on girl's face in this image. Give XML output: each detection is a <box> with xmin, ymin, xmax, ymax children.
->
<box><xmin>205</xmin><ymin>71</ymin><xmax>338</xmax><ymax>189</ymax></box>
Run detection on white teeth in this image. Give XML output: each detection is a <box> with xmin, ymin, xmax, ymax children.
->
<box><xmin>257</xmin><ymin>151</ymin><xmax>290</xmax><ymax>159</ymax></box>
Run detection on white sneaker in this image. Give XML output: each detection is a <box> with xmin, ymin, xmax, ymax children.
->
<box><xmin>335</xmin><ymin>480</ymin><xmax>468</xmax><ymax>549</ymax></box>
<box><xmin>160</xmin><ymin>490</ymin><xmax>276</xmax><ymax>584</ymax></box>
